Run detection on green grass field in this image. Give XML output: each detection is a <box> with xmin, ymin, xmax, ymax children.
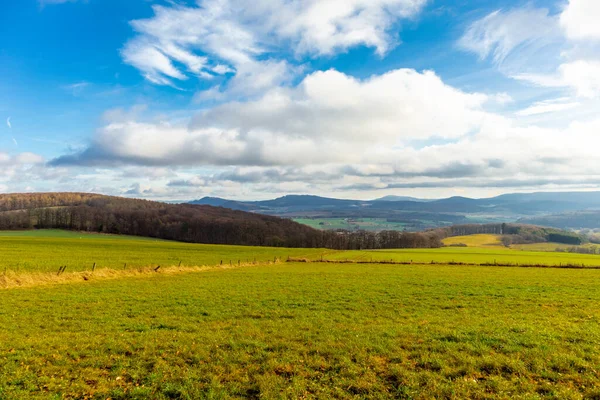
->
<box><xmin>2</xmin><ymin>230</ymin><xmax>600</xmax><ymax>399</ymax></box>
<box><xmin>2</xmin><ymin>262</ymin><xmax>600</xmax><ymax>399</ymax></box>
<box><xmin>293</xmin><ymin>218</ymin><xmax>409</xmax><ymax>232</ymax></box>
<box><xmin>3</xmin><ymin>230</ymin><xmax>600</xmax><ymax>277</ymax></box>
<box><xmin>0</xmin><ymin>231</ymin><xmax>325</xmax><ymax>274</ymax></box>
<box><xmin>442</xmin><ymin>234</ymin><xmax>503</xmax><ymax>247</ymax></box>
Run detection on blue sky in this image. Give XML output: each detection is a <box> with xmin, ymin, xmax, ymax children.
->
<box><xmin>1</xmin><ymin>0</ymin><xmax>599</xmax><ymax>200</ymax></box>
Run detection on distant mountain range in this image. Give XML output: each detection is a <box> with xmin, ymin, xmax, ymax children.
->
<box><xmin>190</xmin><ymin>192</ymin><xmax>600</xmax><ymax>231</ymax></box>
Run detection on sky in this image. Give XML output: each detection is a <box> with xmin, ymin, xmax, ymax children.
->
<box><xmin>1</xmin><ymin>0</ymin><xmax>600</xmax><ymax>201</ymax></box>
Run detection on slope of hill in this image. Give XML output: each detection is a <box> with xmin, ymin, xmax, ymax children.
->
<box><xmin>519</xmin><ymin>211</ymin><xmax>600</xmax><ymax>230</ymax></box>
<box><xmin>0</xmin><ymin>193</ymin><xmax>325</xmax><ymax>248</ymax></box>
<box><xmin>0</xmin><ymin>193</ymin><xmax>444</xmax><ymax>250</ymax></box>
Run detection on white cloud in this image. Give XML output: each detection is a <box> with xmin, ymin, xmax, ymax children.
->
<box><xmin>560</xmin><ymin>0</ymin><xmax>600</xmax><ymax>41</ymax></box>
<box><xmin>559</xmin><ymin>60</ymin><xmax>600</xmax><ymax>98</ymax></box>
<box><xmin>460</xmin><ymin>4</ymin><xmax>600</xmax><ymax>101</ymax></box>
<box><xmin>0</xmin><ymin>152</ymin><xmax>47</xmax><ymax>192</ymax></box>
<box><xmin>53</xmin><ymin>68</ymin><xmax>493</xmax><ymax>167</ymax></box>
<box><xmin>458</xmin><ymin>7</ymin><xmax>560</xmax><ymax>72</ymax></box>
<box><xmin>194</xmin><ymin>68</ymin><xmax>490</xmax><ymax>142</ymax></box>
<box><xmin>515</xmin><ymin>98</ymin><xmax>581</xmax><ymax>116</ymax></box>
<box><xmin>63</xmin><ymin>81</ymin><xmax>90</xmax><ymax>96</ymax></box>
<box><xmin>49</xmin><ymin>63</ymin><xmax>600</xmax><ymax>197</ymax></box>
<box><xmin>122</xmin><ymin>0</ymin><xmax>427</xmax><ymax>92</ymax></box>
<box><xmin>122</xmin><ymin>39</ymin><xmax>190</xmax><ymax>86</ymax></box>
<box><xmin>515</xmin><ymin>60</ymin><xmax>600</xmax><ymax>98</ymax></box>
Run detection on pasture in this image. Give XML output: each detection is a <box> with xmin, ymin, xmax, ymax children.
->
<box><xmin>2</xmin><ymin>262</ymin><xmax>600</xmax><ymax>399</ymax></box>
<box><xmin>0</xmin><ymin>231</ymin><xmax>324</xmax><ymax>275</ymax></box>
<box><xmin>293</xmin><ymin>218</ymin><xmax>409</xmax><ymax>232</ymax></box>
<box><xmin>2</xmin><ymin>230</ymin><xmax>600</xmax><ymax>399</ymax></box>
<box><xmin>3</xmin><ymin>230</ymin><xmax>600</xmax><ymax>280</ymax></box>
<box><xmin>442</xmin><ymin>234</ymin><xmax>502</xmax><ymax>247</ymax></box>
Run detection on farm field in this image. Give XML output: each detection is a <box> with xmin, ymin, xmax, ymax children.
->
<box><xmin>0</xmin><ymin>231</ymin><xmax>325</xmax><ymax>275</ymax></box>
<box><xmin>3</xmin><ymin>231</ymin><xmax>600</xmax><ymax>282</ymax></box>
<box><xmin>293</xmin><ymin>218</ymin><xmax>409</xmax><ymax>231</ymax></box>
<box><xmin>443</xmin><ymin>234</ymin><xmax>600</xmax><ymax>255</ymax></box>
<box><xmin>2</xmin><ymin>261</ymin><xmax>600</xmax><ymax>399</ymax></box>
<box><xmin>325</xmin><ymin>246</ymin><xmax>600</xmax><ymax>267</ymax></box>
<box><xmin>442</xmin><ymin>234</ymin><xmax>502</xmax><ymax>247</ymax></box>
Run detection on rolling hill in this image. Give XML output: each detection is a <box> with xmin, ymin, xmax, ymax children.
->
<box><xmin>0</xmin><ymin>193</ymin><xmax>443</xmax><ymax>250</ymax></box>
<box><xmin>0</xmin><ymin>193</ymin><xmax>324</xmax><ymax>248</ymax></box>
<box><xmin>190</xmin><ymin>191</ymin><xmax>600</xmax><ymax>230</ymax></box>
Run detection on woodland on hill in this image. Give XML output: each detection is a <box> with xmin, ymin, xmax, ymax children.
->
<box><xmin>0</xmin><ymin>193</ymin><xmax>443</xmax><ymax>249</ymax></box>
<box><xmin>0</xmin><ymin>193</ymin><xmax>582</xmax><ymax>249</ymax></box>
<box><xmin>430</xmin><ymin>223</ymin><xmax>584</xmax><ymax>246</ymax></box>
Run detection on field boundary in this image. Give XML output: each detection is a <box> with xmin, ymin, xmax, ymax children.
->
<box><xmin>287</xmin><ymin>257</ymin><xmax>600</xmax><ymax>270</ymax></box>
<box><xmin>5</xmin><ymin>255</ymin><xmax>600</xmax><ymax>290</ymax></box>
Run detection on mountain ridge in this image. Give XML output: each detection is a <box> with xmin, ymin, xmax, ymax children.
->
<box><xmin>190</xmin><ymin>191</ymin><xmax>600</xmax><ymax>230</ymax></box>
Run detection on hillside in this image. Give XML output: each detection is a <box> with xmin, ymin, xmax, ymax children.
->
<box><xmin>0</xmin><ymin>193</ymin><xmax>324</xmax><ymax>248</ymax></box>
<box><xmin>519</xmin><ymin>211</ymin><xmax>600</xmax><ymax>230</ymax></box>
<box><xmin>0</xmin><ymin>193</ymin><xmax>442</xmax><ymax>250</ymax></box>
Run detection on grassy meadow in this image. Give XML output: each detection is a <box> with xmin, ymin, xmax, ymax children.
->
<box><xmin>442</xmin><ymin>234</ymin><xmax>503</xmax><ymax>247</ymax></box>
<box><xmin>293</xmin><ymin>218</ymin><xmax>409</xmax><ymax>232</ymax></box>
<box><xmin>0</xmin><ymin>230</ymin><xmax>325</xmax><ymax>275</ymax></box>
<box><xmin>3</xmin><ymin>230</ymin><xmax>600</xmax><ymax>278</ymax></box>
<box><xmin>2</xmin><ymin>230</ymin><xmax>600</xmax><ymax>398</ymax></box>
<box><xmin>2</xmin><ymin>262</ymin><xmax>600</xmax><ymax>399</ymax></box>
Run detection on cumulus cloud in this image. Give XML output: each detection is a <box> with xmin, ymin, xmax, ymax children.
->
<box><xmin>49</xmin><ymin>62</ymin><xmax>600</xmax><ymax>196</ymax></box>
<box><xmin>560</xmin><ymin>0</ymin><xmax>600</xmax><ymax>41</ymax></box>
<box><xmin>51</xmin><ymin>68</ymin><xmax>492</xmax><ymax>167</ymax></box>
<box><xmin>194</xmin><ymin>68</ymin><xmax>489</xmax><ymax>142</ymax></box>
<box><xmin>122</xmin><ymin>0</ymin><xmax>427</xmax><ymax>92</ymax></box>
<box><xmin>0</xmin><ymin>152</ymin><xmax>47</xmax><ymax>192</ymax></box>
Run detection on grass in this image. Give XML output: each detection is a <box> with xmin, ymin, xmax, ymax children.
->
<box><xmin>0</xmin><ymin>230</ymin><xmax>325</xmax><ymax>274</ymax></box>
<box><xmin>3</xmin><ymin>230</ymin><xmax>600</xmax><ymax>280</ymax></box>
<box><xmin>443</xmin><ymin>234</ymin><xmax>502</xmax><ymax>247</ymax></box>
<box><xmin>326</xmin><ymin>247</ymin><xmax>600</xmax><ymax>267</ymax></box>
<box><xmin>293</xmin><ymin>218</ymin><xmax>409</xmax><ymax>232</ymax></box>
<box><xmin>1</xmin><ymin>262</ymin><xmax>600</xmax><ymax>399</ymax></box>
<box><xmin>0</xmin><ymin>229</ymin><xmax>162</xmax><ymax>240</ymax></box>
<box><xmin>3</xmin><ymin>230</ymin><xmax>600</xmax><ymax>398</ymax></box>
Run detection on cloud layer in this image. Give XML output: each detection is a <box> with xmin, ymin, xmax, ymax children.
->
<box><xmin>52</xmin><ymin>68</ymin><xmax>490</xmax><ymax>167</ymax></box>
<box><xmin>50</xmin><ymin>64</ymin><xmax>600</xmax><ymax>198</ymax></box>
<box><xmin>11</xmin><ymin>0</ymin><xmax>600</xmax><ymax>200</ymax></box>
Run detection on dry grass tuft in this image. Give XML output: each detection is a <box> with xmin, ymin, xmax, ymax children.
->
<box><xmin>0</xmin><ymin>260</ymin><xmax>280</xmax><ymax>290</ymax></box>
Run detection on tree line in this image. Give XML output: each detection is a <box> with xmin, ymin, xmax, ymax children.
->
<box><xmin>429</xmin><ymin>223</ymin><xmax>584</xmax><ymax>246</ymax></box>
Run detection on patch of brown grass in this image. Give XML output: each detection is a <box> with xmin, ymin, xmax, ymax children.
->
<box><xmin>0</xmin><ymin>260</ymin><xmax>280</xmax><ymax>290</ymax></box>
